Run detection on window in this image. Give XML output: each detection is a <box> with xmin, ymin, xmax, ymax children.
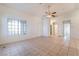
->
<box><xmin>7</xmin><ymin>18</ymin><xmax>27</xmax><ymax>35</ymax></box>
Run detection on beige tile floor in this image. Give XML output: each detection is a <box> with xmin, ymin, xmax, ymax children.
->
<box><xmin>0</xmin><ymin>36</ymin><xmax>79</xmax><ymax>56</ymax></box>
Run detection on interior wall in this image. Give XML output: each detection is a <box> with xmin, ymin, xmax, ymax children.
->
<box><xmin>69</xmin><ymin>9</ymin><xmax>79</xmax><ymax>39</ymax></box>
<box><xmin>0</xmin><ymin>5</ymin><xmax>42</xmax><ymax>45</ymax></box>
<box><xmin>56</xmin><ymin>8</ymin><xmax>79</xmax><ymax>39</ymax></box>
<box><xmin>42</xmin><ymin>16</ymin><xmax>50</xmax><ymax>36</ymax></box>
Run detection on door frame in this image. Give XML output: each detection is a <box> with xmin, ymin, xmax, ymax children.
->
<box><xmin>63</xmin><ymin>20</ymin><xmax>71</xmax><ymax>40</ymax></box>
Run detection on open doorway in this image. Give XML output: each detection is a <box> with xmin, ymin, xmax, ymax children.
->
<box><xmin>50</xmin><ymin>19</ymin><xmax>58</xmax><ymax>36</ymax></box>
<box><xmin>63</xmin><ymin>20</ymin><xmax>71</xmax><ymax>40</ymax></box>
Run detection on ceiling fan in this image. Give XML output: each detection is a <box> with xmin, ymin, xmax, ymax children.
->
<box><xmin>45</xmin><ymin>5</ymin><xmax>56</xmax><ymax>18</ymax></box>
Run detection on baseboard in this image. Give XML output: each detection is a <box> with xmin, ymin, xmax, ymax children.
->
<box><xmin>0</xmin><ymin>36</ymin><xmax>42</xmax><ymax>46</ymax></box>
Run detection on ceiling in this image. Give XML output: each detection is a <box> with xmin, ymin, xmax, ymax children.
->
<box><xmin>0</xmin><ymin>3</ymin><xmax>79</xmax><ymax>17</ymax></box>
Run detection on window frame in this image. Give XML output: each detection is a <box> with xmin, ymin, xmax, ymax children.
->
<box><xmin>7</xmin><ymin>18</ymin><xmax>27</xmax><ymax>36</ymax></box>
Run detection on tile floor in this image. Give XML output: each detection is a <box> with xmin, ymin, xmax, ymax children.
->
<box><xmin>0</xmin><ymin>36</ymin><xmax>79</xmax><ymax>56</ymax></box>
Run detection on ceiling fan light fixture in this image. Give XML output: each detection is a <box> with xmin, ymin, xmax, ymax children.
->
<box><xmin>47</xmin><ymin>15</ymin><xmax>51</xmax><ymax>18</ymax></box>
<box><xmin>44</xmin><ymin>5</ymin><xmax>57</xmax><ymax>18</ymax></box>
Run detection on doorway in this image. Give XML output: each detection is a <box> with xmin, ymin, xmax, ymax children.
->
<box><xmin>50</xmin><ymin>19</ymin><xmax>58</xmax><ymax>36</ymax></box>
<box><xmin>63</xmin><ymin>21</ymin><xmax>70</xmax><ymax>40</ymax></box>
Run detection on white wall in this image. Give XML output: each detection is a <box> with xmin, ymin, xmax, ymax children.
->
<box><xmin>56</xmin><ymin>8</ymin><xmax>79</xmax><ymax>39</ymax></box>
<box><xmin>69</xmin><ymin>9</ymin><xmax>79</xmax><ymax>39</ymax></box>
<box><xmin>42</xmin><ymin>16</ymin><xmax>50</xmax><ymax>36</ymax></box>
<box><xmin>55</xmin><ymin>17</ymin><xmax>64</xmax><ymax>37</ymax></box>
<box><xmin>0</xmin><ymin>5</ymin><xmax>42</xmax><ymax>45</ymax></box>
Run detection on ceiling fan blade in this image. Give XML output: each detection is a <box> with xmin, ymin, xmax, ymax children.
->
<box><xmin>52</xmin><ymin>15</ymin><xmax>56</xmax><ymax>17</ymax></box>
<box><xmin>52</xmin><ymin>12</ymin><xmax>56</xmax><ymax>14</ymax></box>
